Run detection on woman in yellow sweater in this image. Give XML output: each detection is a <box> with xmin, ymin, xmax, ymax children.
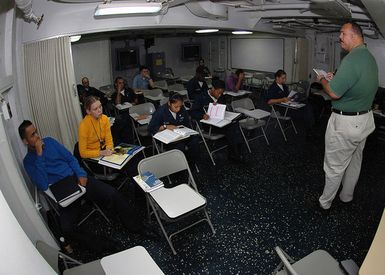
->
<box><xmin>78</xmin><ymin>96</ymin><xmax>114</xmax><ymax>158</ymax></box>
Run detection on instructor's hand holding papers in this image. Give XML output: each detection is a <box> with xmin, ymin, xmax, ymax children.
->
<box><xmin>313</xmin><ymin>68</ymin><xmax>333</xmax><ymax>81</ymax></box>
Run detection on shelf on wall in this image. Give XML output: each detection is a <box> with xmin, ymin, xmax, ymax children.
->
<box><xmin>0</xmin><ymin>75</ymin><xmax>13</xmax><ymax>94</ymax></box>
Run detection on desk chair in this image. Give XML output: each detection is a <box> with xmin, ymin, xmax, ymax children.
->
<box><xmin>137</xmin><ymin>150</ymin><xmax>215</xmax><ymax>254</ymax></box>
<box><xmin>73</xmin><ymin>142</ymin><xmax>121</xmax><ymax>185</ymax></box>
<box><xmin>231</xmin><ymin>98</ymin><xmax>270</xmax><ymax>148</ymax></box>
<box><xmin>194</xmin><ymin>120</ymin><xmax>227</xmax><ymax>166</ymax></box>
<box><xmin>168</xmin><ymin>83</ymin><xmax>185</xmax><ymax>94</ymax></box>
<box><xmin>36</xmin><ymin>241</ymin><xmax>164</xmax><ymax>275</ymax></box>
<box><xmin>154</xmin><ymin>80</ymin><xmax>168</xmax><ymax>91</ymax></box>
<box><xmin>129</xmin><ymin>102</ymin><xmax>156</xmax><ymax>153</ymax></box>
<box><xmin>266</xmin><ymin>105</ymin><xmax>298</xmax><ymax>142</ymax></box>
<box><xmin>37</xmin><ymin>183</ymin><xmax>110</xmax><ymax>228</ymax></box>
<box><xmin>143</xmin><ymin>89</ymin><xmax>168</xmax><ymax>105</ymax></box>
<box><xmin>272</xmin><ymin>246</ymin><xmax>357</xmax><ymax>275</ymax></box>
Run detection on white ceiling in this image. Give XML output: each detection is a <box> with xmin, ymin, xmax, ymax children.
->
<box><xmin>21</xmin><ymin>0</ymin><xmax>384</xmax><ymax>42</ymax></box>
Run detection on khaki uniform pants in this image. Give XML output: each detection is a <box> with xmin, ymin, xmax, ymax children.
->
<box><xmin>319</xmin><ymin>111</ymin><xmax>375</xmax><ymax>209</ymax></box>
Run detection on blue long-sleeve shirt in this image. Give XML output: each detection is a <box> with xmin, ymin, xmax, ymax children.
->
<box><xmin>23</xmin><ymin>137</ymin><xmax>87</xmax><ymax>191</ymax></box>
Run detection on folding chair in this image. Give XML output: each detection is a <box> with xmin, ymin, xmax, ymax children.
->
<box><xmin>168</xmin><ymin>83</ymin><xmax>186</xmax><ymax>95</ymax></box>
<box><xmin>137</xmin><ymin>149</ymin><xmax>215</xmax><ymax>254</ymax></box>
<box><xmin>266</xmin><ymin>104</ymin><xmax>297</xmax><ymax>142</ymax></box>
<box><xmin>36</xmin><ymin>241</ymin><xmax>164</xmax><ymax>275</ymax></box>
<box><xmin>231</xmin><ymin>98</ymin><xmax>270</xmax><ymax>148</ymax></box>
<box><xmin>154</xmin><ymin>80</ymin><xmax>168</xmax><ymax>91</ymax></box>
<box><xmin>73</xmin><ymin>142</ymin><xmax>124</xmax><ymax>190</ymax></box>
<box><xmin>194</xmin><ymin>120</ymin><xmax>227</xmax><ymax>166</ymax></box>
<box><xmin>143</xmin><ymin>88</ymin><xmax>168</xmax><ymax>105</ymax></box>
<box><xmin>129</xmin><ymin>102</ymin><xmax>156</xmax><ymax>152</ymax></box>
<box><xmin>272</xmin><ymin>246</ymin><xmax>357</xmax><ymax>275</ymax></box>
<box><xmin>38</xmin><ymin>184</ymin><xmax>110</xmax><ymax>227</ymax></box>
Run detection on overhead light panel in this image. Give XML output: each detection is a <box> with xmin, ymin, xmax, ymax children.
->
<box><xmin>232</xmin><ymin>31</ymin><xmax>253</xmax><ymax>35</ymax></box>
<box><xmin>70</xmin><ymin>35</ymin><xmax>81</xmax><ymax>43</ymax></box>
<box><xmin>195</xmin><ymin>29</ymin><xmax>219</xmax><ymax>34</ymax></box>
<box><xmin>94</xmin><ymin>2</ymin><xmax>162</xmax><ymax>17</ymax></box>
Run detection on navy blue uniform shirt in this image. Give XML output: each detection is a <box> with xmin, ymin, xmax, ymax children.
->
<box><xmin>266</xmin><ymin>81</ymin><xmax>289</xmax><ymax>101</ymax></box>
<box><xmin>148</xmin><ymin>104</ymin><xmax>192</xmax><ymax>136</ymax></box>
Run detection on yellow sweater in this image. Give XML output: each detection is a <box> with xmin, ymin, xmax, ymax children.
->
<box><xmin>78</xmin><ymin>114</ymin><xmax>114</xmax><ymax>158</ymax></box>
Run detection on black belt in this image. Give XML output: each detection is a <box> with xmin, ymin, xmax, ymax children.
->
<box><xmin>332</xmin><ymin>109</ymin><xmax>371</xmax><ymax>116</ymax></box>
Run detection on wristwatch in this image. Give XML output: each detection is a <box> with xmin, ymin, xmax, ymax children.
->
<box><xmin>163</xmin><ymin>123</ymin><xmax>167</xmax><ymax>130</ymax></box>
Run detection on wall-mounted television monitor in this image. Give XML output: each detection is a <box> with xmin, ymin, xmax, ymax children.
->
<box><xmin>116</xmin><ymin>48</ymin><xmax>139</xmax><ymax>70</ymax></box>
<box><xmin>181</xmin><ymin>43</ymin><xmax>201</xmax><ymax>61</ymax></box>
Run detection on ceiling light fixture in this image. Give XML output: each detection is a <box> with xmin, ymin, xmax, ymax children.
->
<box><xmin>70</xmin><ymin>35</ymin><xmax>81</xmax><ymax>43</ymax></box>
<box><xmin>232</xmin><ymin>31</ymin><xmax>253</xmax><ymax>35</ymax></box>
<box><xmin>195</xmin><ymin>29</ymin><xmax>219</xmax><ymax>34</ymax></box>
<box><xmin>94</xmin><ymin>2</ymin><xmax>162</xmax><ymax>17</ymax></box>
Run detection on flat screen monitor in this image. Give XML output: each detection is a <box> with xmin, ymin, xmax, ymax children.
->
<box><xmin>182</xmin><ymin>44</ymin><xmax>200</xmax><ymax>61</ymax></box>
<box><xmin>116</xmin><ymin>48</ymin><xmax>139</xmax><ymax>70</ymax></box>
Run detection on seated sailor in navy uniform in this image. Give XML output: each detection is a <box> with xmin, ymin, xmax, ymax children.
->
<box><xmin>148</xmin><ymin>93</ymin><xmax>200</xmax><ymax>166</ymax></box>
<box><xmin>190</xmin><ymin>78</ymin><xmax>245</xmax><ymax>162</ymax></box>
<box><xmin>186</xmin><ymin>66</ymin><xmax>209</xmax><ymax>101</ymax></box>
<box><xmin>266</xmin><ymin>69</ymin><xmax>316</xmax><ymax>138</ymax></box>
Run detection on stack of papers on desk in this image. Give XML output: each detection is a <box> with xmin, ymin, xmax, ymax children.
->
<box><xmin>153</xmin><ymin>126</ymin><xmax>198</xmax><ymax>144</ymax></box>
<box><xmin>133</xmin><ymin>172</ymin><xmax>164</xmax><ymax>193</ymax></box>
<box><xmin>99</xmin><ymin>144</ymin><xmax>144</xmax><ymax>169</ymax></box>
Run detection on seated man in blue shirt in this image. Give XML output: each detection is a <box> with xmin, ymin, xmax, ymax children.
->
<box><xmin>132</xmin><ymin>66</ymin><xmax>155</xmax><ymax>94</ymax></box>
<box><xmin>19</xmin><ymin>120</ymin><xmax>147</xmax><ymax>250</ymax></box>
<box><xmin>190</xmin><ymin>78</ymin><xmax>245</xmax><ymax>162</ymax></box>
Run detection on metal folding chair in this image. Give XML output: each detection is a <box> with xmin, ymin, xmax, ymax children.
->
<box><xmin>266</xmin><ymin>104</ymin><xmax>298</xmax><ymax>142</ymax></box>
<box><xmin>272</xmin><ymin>246</ymin><xmax>355</xmax><ymax>275</ymax></box>
<box><xmin>231</xmin><ymin>97</ymin><xmax>270</xmax><ymax>148</ymax></box>
<box><xmin>137</xmin><ymin>149</ymin><xmax>215</xmax><ymax>254</ymax></box>
<box><xmin>194</xmin><ymin>120</ymin><xmax>227</xmax><ymax>166</ymax></box>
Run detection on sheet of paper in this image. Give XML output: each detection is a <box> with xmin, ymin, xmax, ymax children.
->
<box><xmin>207</xmin><ymin>103</ymin><xmax>226</xmax><ymax>120</ymax></box>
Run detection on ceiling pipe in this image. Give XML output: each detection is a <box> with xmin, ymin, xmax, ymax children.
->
<box><xmin>14</xmin><ymin>0</ymin><xmax>43</xmax><ymax>26</ymax></box>
<box><xmin>213</xmin><ymin>2</ymin><xmax>367</xmax><ymax>15</ymax></box>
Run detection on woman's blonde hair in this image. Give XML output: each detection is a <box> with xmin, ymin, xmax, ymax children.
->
<box><xmin>84</xmin><ymin>96</ymin><xmax>100</xmax><ymax>111</ymax></box>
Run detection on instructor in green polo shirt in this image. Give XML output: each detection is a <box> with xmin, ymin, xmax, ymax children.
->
<box><xmin>316</xmin><ymin>22</ymin><xmax>378</xmax><ymax>211</ymax></box>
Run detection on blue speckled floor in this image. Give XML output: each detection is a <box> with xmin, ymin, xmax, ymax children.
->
<box><xmin>68</xmin><ymin>113</ymin><xmax>385</xmax><ymax>274</ymax></box>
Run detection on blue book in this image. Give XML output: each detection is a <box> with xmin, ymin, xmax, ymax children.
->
<box><xmin>141</xmin><ymin>171</ymin><xmax>163</xmax><ymax>188</ymax></box>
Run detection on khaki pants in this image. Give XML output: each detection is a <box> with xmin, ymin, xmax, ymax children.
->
<box><xmin>319</xmin><ymin>111</ymin><xmax>375</xmax><ymax>209</ymax></box>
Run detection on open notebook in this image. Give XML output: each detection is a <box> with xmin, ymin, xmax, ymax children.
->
<box><xmin>201</xmin><ymin>110</ymin><xmax>240</xmax><ymax>128</ymax></box>
<box><xmin>99</xmin><ymin>144</ymin><xmax>144</xmax><ymax>169</ymax></box>
<box><xmin>153</xmin><ymin>126</ymin><xmax>198</xmax><ymax>144</ymax></box>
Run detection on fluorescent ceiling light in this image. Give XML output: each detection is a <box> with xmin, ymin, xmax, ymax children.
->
<box><xmin>195</xmin><ymin>29</ymin><xmax>219</xmax><ymax>34</ymax></box>
<box><xmin>232</xmin><ymin>31</ymin><xmax>253</xmax><ymax>35</ymax></box>
<box><xmin>70</xmin><ymin>35</ymin><xmax>81</xmax><ymax>42</ymax></box>
<box><xmin>95</xmin><ymin>2</ymin><xmax>162</xmax><ymax>16</ymax></box>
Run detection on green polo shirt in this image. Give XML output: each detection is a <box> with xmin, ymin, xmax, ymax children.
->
<box><xmin>330</xmin><ymin>44</ymin><xmax>378</xmax><ymax>112</ymax></box>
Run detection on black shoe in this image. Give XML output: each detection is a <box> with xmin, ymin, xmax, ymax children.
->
<box><xmin>306</xmin><ymin>198</ymin><xmax>331</xmax><ymax>215</ymax></box>
<box><xmin>339</xmin><ymin>199</ymin><xmax>353</xmax><ymax>207</ymax></box>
